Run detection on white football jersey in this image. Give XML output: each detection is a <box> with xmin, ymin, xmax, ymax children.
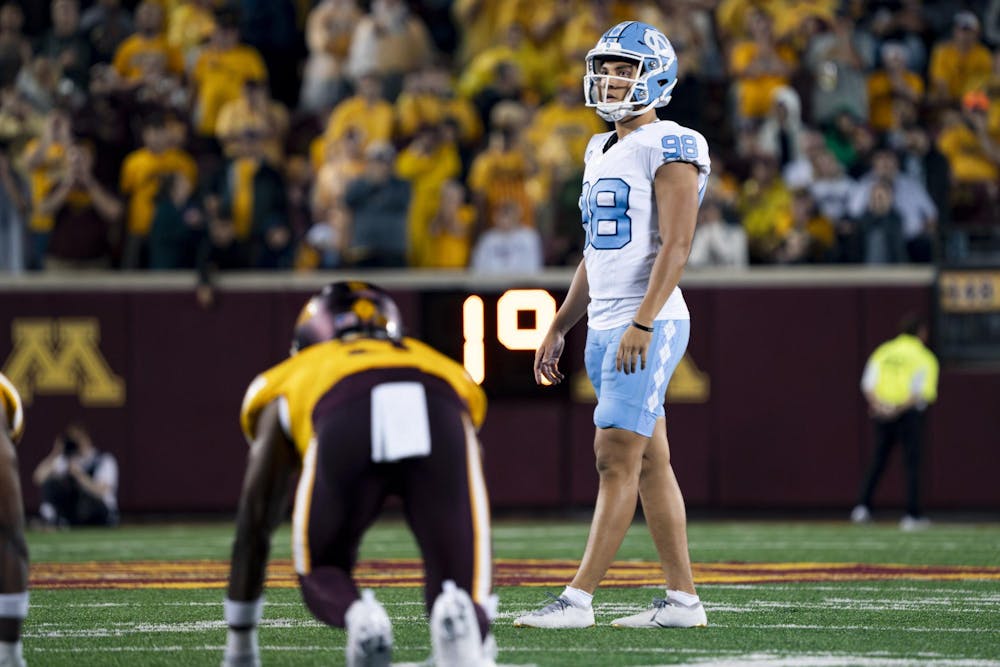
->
<box><xmin>580</xmin><ymin>120</ymin><xmax>710</xmax><ymax>330</ymax></box>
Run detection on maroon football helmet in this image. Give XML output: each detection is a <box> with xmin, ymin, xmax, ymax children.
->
<box><xmin>291</xmin><ymin>281</ymin><xmax>403</xmax><ymax>354</ymax></box>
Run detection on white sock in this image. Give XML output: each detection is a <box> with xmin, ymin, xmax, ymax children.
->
<box><xmin>225</xmin><ymin>627</ymin><xmax>258</xmax><ymax>657</ymax></box>
<box><xmin>561</xmin><ymin>586</ymin><xmax>593</xmax><ymax>609</ymax></box>
<box><xmin>667</xmin><ymin>589</ymin><xmax>699</xmax><ymax>606</ymax></box>
<box><xmin>0</xmin><ymin>641</ymin><xmax>23</xmax><ymax>660</ymax></box>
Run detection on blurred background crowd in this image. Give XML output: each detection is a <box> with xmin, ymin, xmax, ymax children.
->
<box><xmin>1</xmin><ymin>0</ymin><xmax>999</xmax><ymax>278</ymax></box>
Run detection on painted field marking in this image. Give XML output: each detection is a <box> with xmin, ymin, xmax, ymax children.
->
<box><xmin>29</xmin><ymin>559</ymin><xmax>1000</xmax><ymax>590</ymax></box>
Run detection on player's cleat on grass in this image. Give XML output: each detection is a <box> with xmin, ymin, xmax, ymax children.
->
<box><xmin>431</xmin><ymin>580</ymin><xmax>490</xmax><ymax>667</ymax></box>
<box><xmin>345</xmin><ymin>589</ymin><xmax>393</xmax><ymax>667</ymax></box>
<box><xmin>513</xmin><ymin>593</ymin><xmax>595</xmax><ymax>629</ymax></box>
<box><xmin>611</xmin><ymin>596</ymin><xmax>708</xmax><ymax>628</ymax></box>
<box><xmin>900</xmin><ymin>515</ymin><xmax>931</xmax><ymax>531</ymax></box>
<box><xmin>850</xmin><ymin>505</ymin><xmax>872</xmax><ymax>523</ymax></box>
<box><xmin>219</xmin><ymin>654</ymin><xmax>258</xmax><ymax>667</ymax></box>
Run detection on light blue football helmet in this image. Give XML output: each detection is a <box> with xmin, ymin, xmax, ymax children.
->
<box><xmin>584</xmin><ymin>21</ymin><xmax>678</xmax><ymax>122</ymax></box>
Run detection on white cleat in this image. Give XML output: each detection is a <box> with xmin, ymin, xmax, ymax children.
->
<box><xmin>900</xmin><ymin>515</ymin><xmax>931</xmax><ymax>531</ymax></box>
<box><xmin>850</xmin><ymin>505</ymin><xmax>872</xmax><ymax>524</ymax></box>
<box><xmin>431</xmin><ymin>580</ymin><xmax>489</xmax><ymax>667</ymax></box>
<box><xmin>513</xmin><ymin>594</ymin><xmax>595</xmax><ymax>629</ymax></box>
<box><xmin>0</xmin><ymin>642</ymin><xmax>26</xmax><ymax>667</ymax></box>
<box><xmin>611</xmin><ymin>596</ymin><xmax>708</xmax><ymax>628</ymax></box>
<box><xmin>345</xmin><ymin>589</ymin><xmax>393</xmax><ymax>667</ymax></box>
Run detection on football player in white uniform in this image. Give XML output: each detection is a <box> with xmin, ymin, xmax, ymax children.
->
<box><xmin>515</xmin><ymin>21</ymin><xmax>709</xmax><ymax>630</ymax></box>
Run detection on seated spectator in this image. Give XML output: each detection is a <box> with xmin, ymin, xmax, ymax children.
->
<box><xmin>20</xmin><ymin>108</ymin><xmax>72</xmax><ymax>269</ymax></box>
<box><xmin>38</xmin><ymin>143</ymin><xmax>121</xmax><ymax>271</ymax></box>
<box><xmin>0</xmin><ymin>4</ymin><xmax>32</xmax><ymax>88</ymax></box>
<box><xmin>470</xmin><ymin>200</ymin><xmax>542</xmax><ymax>273</ymax></box>
<box><xmin>81</xmin><ymin>0</ymin><xmax>134</xmax><ymax>65</ymax></box>
<box><xmin>190</xmin><ymin>8</ymin><xmax>266</xmax><ymax>140</ymax></box>
<box><xmin>299</xmin><ymin>0</ymin><xmax>361</xmax><ymax>114</ymax></box>
<box><xmin>216</xmin><ymin>75</ymin><xmax>288</xmax><ymax>165</ymax></box>
<box><xmin>937</xmin><ymin>96</ymin><xmax>1000</xmax><ymax>226</ymax></box>
<box><xmin>395</xmin><ymin>122</ymin><xmax>461</xmax><ymax>267</ymax></box>
<box><xmin>322</xmin><ymin>72</ymin><xmax>394</xmax><ymax>151</ymax></box>
<box><xmin>112</xmin><ymin>1</ymin><xmax>183</xmax><ymax>85</ymax></box>
<box><xmin>35</xmin><ymin>0</ymin><xmax>92</xmax><ymax>93</ymax></box>
<box><xmin>688</xmin><ymin>198</ymin><xmax>748</xmax><ymax>268</ymax></box>
<box><xmin>857</xmin><ymin>178</ymin><xmax>907</xmax><ymax>264</ymax></box>
<box><xmin>928</xmin><ymin>11</ymin><xmax>991</xmax><ymax>108</ymax></box>
<box><xmin>868</xmin><ymin>42</ymin><xmax>924</xmax><ymax>133</ymax></box>
<box><xmin>149</xmin><ymin>172</ymin><xmax>204</xmax><ymax>269</ymax></box>
<box><xmin>728</xmin><ymin>8</ymin><xmax>796</xmax><ymax>124</ymax></box>
<box><xmin>346</xmin><ymin>0</ymin><xmax>435</xmax><ymax>101</ymax></box>
<box><xmin>806</xmin><ymin>8</ymin><xmax>873</xmax><ymax>126</ymax></box>
<box><xmin>847</xmin><ymin>149</ymin><xmax>937</xmax><ymax>262</ymax></box>
<box><xmin>205</xmin><ymin>132</ymin><xmax>291</xmax><ymax>269</ymax></box>
<box><xmin>119</xmin><ymin>112</ymin><xmax>198</xmax><ymax>268</ymax></box>
<box><xmin>343</xmin><ymin>141</ymin><xmax>410</xmax><ymax>267</ymax></box>
<box><xmin>33</xmin><ymin>423</ymin><xmax>119</xmax><ymax>527</ymax></box>
<box><xmin>426</xmin><ymin>179</ymin><xmax>475</xmax><ymax>268</ymax></box>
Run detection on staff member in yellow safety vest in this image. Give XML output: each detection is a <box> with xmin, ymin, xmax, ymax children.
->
<box><xmin>851</xmin><ymin>315</ymin><xmax>939</xmax><ymax>531</ymax></box>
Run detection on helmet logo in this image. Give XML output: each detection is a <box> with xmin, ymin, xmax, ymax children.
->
<box><xmin>643</xmin><ymin>28</ymin><xmax>673</xmax><ymax>59</ymax></box>
<box><xmin>353</xmin><ymin>298</ymin><xmax>377</xmax><ymax>320</ymax></box>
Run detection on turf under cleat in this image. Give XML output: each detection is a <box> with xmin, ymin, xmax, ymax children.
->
<box><xmin>611</xmin><ymin>595</ymin><xmax>707</xmax><ymax>628</ymax></box>
<box><xmin>513</xmin><ymin>593</ymin><xmax>595</xmax><ymax>629</ymax></box>
<box><xmin>345</xmin><ymin>589</ymin><xmax>392</xmax><ymax>667</ymax></box>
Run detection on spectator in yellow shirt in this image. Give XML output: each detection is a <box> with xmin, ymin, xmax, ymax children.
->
<box><xmin>457</xmin><ymin>24</ymin><xmax>548</xmax><ymax>102</ymax></box>
<box><xmin>190</xmin><ymin>9</ymin><xmax>267</xmax><ymax>138</ymax></box>
<box><xmin>728</xmin><ymin>7</ymin><xmax>797</xmax><ymax>122</ymax></box>
<box><xmin>112</xmin><ymin>1</ymin><xmax>183</xmax><ymax>84</ymax></box>
<box><xmin>322</xmin><ymin>73</ymin><xmax>394</xmax><ymax>150</ymax></box>
<box><xmin>426</xmin><ymin>179</ymin><xmax>476</xmax><ymax>268</ymax></box>
<box><xmin>395</xmin><ymin>65</ymin><xmax>482</xmax><ymax>149</ymax></box>
<box><xmin>20</xmin><ymin>109</ymin><xmax>72</xmax><ymax>269</ymax></box>
<box><xmin>119</xmin><ymin>112</ymin><xmax>198</xmax><ymax>268</ymax></box>
<box><xmin>345</xmin><ymin>0</ymin><xmax>435</xmax><ymax>100</ymax></box>
<box><xmin>936</xmin><ymin>95</ymin><xmax>1000</xmax><ymax>225</ymax></box>
<box><xmin>395</xmin><ymin>122</ymin><xmax>462</xmax><ymax>267</ymax></box>
<box><xmin>299</xmin><ymin>0</ymin><xmax>362</xmax><ymax>114</ymax></box>
<box><xmin>928</xmin><ymin>11</ymin><xmax>992</xmax><ymax>107</ymax></box>
<box><xmin>216</xmin><ymin>76</ymin><xmax>289</xmax><ymax>166</ymax></box>
<box><xmin>166</xmin><ymin>0</ymin><xmax>217</xmax><ymax>65</ymax></box>
<box><xmin>868</xmin><ymin>42</ymin><xmax>924</xmax><ymax>133</ymax></box>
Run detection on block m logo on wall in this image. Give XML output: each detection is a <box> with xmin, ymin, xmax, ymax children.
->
<box><xmin>2</xmin><ymin>318</ymin><xmax>125</xmax><ymax>406</ymax></box>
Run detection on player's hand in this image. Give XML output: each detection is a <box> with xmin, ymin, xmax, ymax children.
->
<box><xmin>616</xmin><ymin>324</ymin><xmax>651</xmax><ymax>375</ymax></box>
<box><xmin>534</xmin><ymin>330</ymin><xmax>566</xmax><ymax>385</ymax></box>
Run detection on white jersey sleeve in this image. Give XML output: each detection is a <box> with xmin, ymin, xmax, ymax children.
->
<box><xmin>580</xmin><ymin>121</ymin><xmax>710</xmax><ymax>329</ymax></box>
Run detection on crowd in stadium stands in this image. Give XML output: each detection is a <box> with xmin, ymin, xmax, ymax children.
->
<box><xmin>1</xmin><ymin>0</ymin><xmax>999</xmax><ymax>275</ymax></box>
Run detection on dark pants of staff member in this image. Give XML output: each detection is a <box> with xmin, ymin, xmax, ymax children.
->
<box><xmin>294</xmin><ymin>369</ymin><xmax>492</xmax><ymax>640</ymax></box>
<box><xmin>857</xmin><ymin>408</ymin><xmax>925</xmax><ymax>517</ymax></box>
<box><xmin>40</xmin><ymin>476</ymin><xmax>117</xmax><ymax>526</ymax></box>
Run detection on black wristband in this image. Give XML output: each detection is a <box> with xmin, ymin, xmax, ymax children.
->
<box><xmin>631</xmin><ymin>320</ymin><xmax>655</xmax><ymax>333</ymax></box>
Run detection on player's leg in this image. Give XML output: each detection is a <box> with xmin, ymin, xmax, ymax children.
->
<box><xmin>400</xmin><ymin>385</ymin><xmax>493</xmax><ymax>664</ymax></box>
<box><xmin>638</xmin><ymin>419</ymin><xmax>695</xmax><ymax>594</ymax></box>
<box><xmin>610</xmin><ymin>418</ymin><xmax>707</xmax><ymax>628</ymax></box>
<box><xmin>297</xmin><ymin>398</ymin><xmax>391</xmax><ymax>628</ymax></box>
<box><xmin>0</xmin><ymin>432</ymin><xmax>28</xmax><ymax>666</ymax></box>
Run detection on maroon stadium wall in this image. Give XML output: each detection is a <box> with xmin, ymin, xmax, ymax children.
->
<box><xmin>2</xmin><ymin>270</ymin><xmax>997</xmax><ymax>514</ymax></box>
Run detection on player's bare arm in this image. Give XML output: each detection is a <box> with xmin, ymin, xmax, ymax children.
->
<box><xmin>616</xmin><ymin>161</ymin><xmax>699</xmax><ymax>375</ymax></box>
<box><xmin>227</xmin><ymin>400</ymin><xmax>299</xmax><ymax>603</ymax></box>
<box><xmin>535</xmin><ymin>259</ymin><xmax>591</xmax><ymax>385</ymax></box>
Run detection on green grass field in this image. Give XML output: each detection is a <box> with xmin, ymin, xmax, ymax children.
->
<box><xmin>24</xmin><ymin>519</ymin><xmax>1000</xmax><ymax>666</ymax></box>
